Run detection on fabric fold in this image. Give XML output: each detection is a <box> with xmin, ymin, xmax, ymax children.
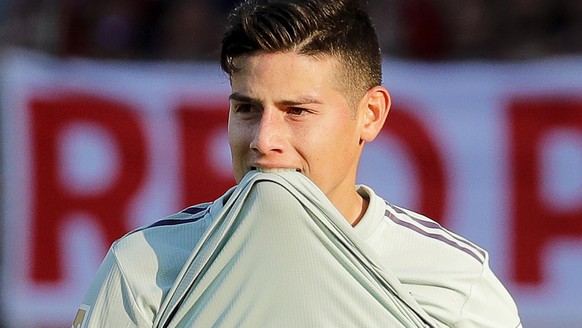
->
<box><xmin>153</xmin><ymin>171</ymin><xmax>437</xmax><ymax>328</ymax></box>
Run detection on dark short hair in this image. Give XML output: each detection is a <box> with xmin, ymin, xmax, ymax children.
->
<box><xmin>220</xmin><ymin>0</ymin><xmax>382</xmax><ymax>96</ymax></box>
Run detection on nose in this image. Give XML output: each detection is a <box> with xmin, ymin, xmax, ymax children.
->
<box><xmin>250</xmin><ymin>109</ymin><xmax>284</xmax><ymax>154</ymax></box>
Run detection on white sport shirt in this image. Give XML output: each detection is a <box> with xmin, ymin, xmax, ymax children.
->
<box><xmin>354</xmin><ymin>185</ymin><xmax>521</xmax><ymax>327</ymax></box>
<box><xmin>73</xmin><ymin>172</ymin><xmax>521</xmax><ymax>328</ymax></box>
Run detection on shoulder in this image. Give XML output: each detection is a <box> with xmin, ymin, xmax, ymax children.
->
<box><xmin>109</xmin><ymin>202</ymin><xmax>216</xmax><ymax>288</ymax></box>
<box><xmin>93</xmin><ymin>202</ymin><xmax>216</xmax><ymax>321</ymax></box>
<box><xmin>139</xmin><ymin>203</ymin><xmax>212</xmax><ymax>230</ymax></box>
<box><xmin>367</xmin><ymin>200</ymin><xmax>520</xmax><ymax>326</ymax></box>
<box><xmin>357</xmin><ymin>187</ymin><xmax>488</xmax><ymax>272</ymax></box>
<box><xmin>111</xmin><ymin>202</ymin><xmax>214</xmax><ymax>265</ymax></box>
<box><xmin>80</xmin><ymin>203</ymin><xmax>216</xmax><ymax>325</ymax></box>
<box><xmin>356</xmin><ymin>185</ymin><xmax>486</xmax><ymax>266</ymax></box>
<box><xmin>382</xmin><ymin>203</ymin><xmax>487</xmax><ymax>265</ymax></box>
<box><xmin>106</xmin><ymin>185</ymin><xmax>237</xmax><ymax>285</ymax></box>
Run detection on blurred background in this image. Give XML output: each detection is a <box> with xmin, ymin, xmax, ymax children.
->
<box><xmin>1</xmin><ymin>1</ymin><xmax>582</xmax><ymax>327</ymax></box>
<box><xmin>1</xmin><ymin>0</ymin><xmax>581</xmax><ymax>61</ymax></box>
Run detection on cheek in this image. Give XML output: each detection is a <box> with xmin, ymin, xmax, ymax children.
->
<box><xmin>228</xmin><ymin>120</ymin><xmax>248</xmax><ymax>148</ymax></box>
<box><xmin>325</xmin><ymin>125</ymin><xmax>361</xmax><ymax>167</ymax></box>
<box><xmin>228</xmin><ymin>128</ymin><xmax>247</xmax><ymax>166</ymax></box>
<box><xmin>303</xmin><ymin>119</ymin><xmax>356</xmax><ymax>153</ymax></box>
<box><xmin>229</xmin><ymin>134</ymin><xmax>246</xmax><ymax>158</ymax></box>
<box><xmin>228</xmin><ymin>129</ymin><xmax>247</xmax><ymax>182</ymax></box>
<box><xmin>328</xmin><ymin>120</ymin><xmax>359</xmax><ymax>147</ymax></box>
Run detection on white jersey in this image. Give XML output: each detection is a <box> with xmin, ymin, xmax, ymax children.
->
<box><xmin>73</xmin><ymin>173</ymin><xmax>521</xmax><ymax>328</ymax></box>
<box><xmin>354</xmin><ymin>186</ymin><xmax>521</xmax><ymax>327</ymax></box>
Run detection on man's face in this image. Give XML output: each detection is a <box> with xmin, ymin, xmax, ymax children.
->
<box><xmin>228</xmin><ymin>51</ymin><xmax>367</xmax><ymax>203</ymax></box>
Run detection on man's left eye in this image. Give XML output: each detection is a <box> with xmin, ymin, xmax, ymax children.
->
<box><xmin>287</xmin><ymin>107</ymin><xmax>307</xmax><ymax>116</ymax></box>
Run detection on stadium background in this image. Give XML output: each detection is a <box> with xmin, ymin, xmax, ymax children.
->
<box><xmin>1</xmin><ymin>0</ymin><xmax>582</xmax><ymax>327</ymax></box>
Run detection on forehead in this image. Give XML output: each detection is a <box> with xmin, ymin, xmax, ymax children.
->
<box><xmin>233</xmin><ymin>51</ymin><xmax>336</xmax><ymax>74</ymax></box>
<box><xmin>230</xmin><ymin>52</ymin><xmax>348</xmax><ymax>95</ymax></box>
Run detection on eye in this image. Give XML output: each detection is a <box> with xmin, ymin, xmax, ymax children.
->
<box><xmin>287</xmin><ymin>107</ymin><xmax>308</xmax><ymax>116</ymax></box>
<box><xmin>233</xmin><ymin>103</ymin><xmax>255</xmax><ymax>114</ymax></box>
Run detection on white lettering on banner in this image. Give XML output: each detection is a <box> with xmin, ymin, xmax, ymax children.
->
<box><xmin>1</xmin><ymin>50</ymin><xmax>582</xmax><ymax>327</ymax></box>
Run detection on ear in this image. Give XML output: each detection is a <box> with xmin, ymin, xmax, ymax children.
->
<box><xmin>359</xmin><ymin>86</ymin><xmax>391</xmax><ymax>142</ymax></box>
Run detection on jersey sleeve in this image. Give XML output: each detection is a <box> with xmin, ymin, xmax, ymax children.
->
<box><xmin>72</xmin><ymin>245</ymin><xmax>152</xmax><ymax>328</ymax></box>
<box><xmin>455</xmin><ymin>261</ymin><xmax>522</xmax><ymax>328</ymax></box>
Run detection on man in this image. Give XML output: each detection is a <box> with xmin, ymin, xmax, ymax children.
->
<box><xmin>73</xmin><ymin>0</ymin><xmax>522</xmax><ymax>327</ymax></box>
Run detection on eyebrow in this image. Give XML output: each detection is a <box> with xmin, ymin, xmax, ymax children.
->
<box><xmin>280</xmin><ymin>96</ymin><xmax>323</xmax><ymax>106</ymax></box>
<box><xmin>228</xmin><ymin>92</ymin><xmax>323</xmax><ymax>106</ymax></box>
<box><xmin>228</xmin><ymin>92</ymin><xmax>254</xmax><ymax>102</ymax></box>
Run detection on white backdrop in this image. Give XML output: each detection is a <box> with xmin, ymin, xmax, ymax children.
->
<box><xmin>2</xmin><ymin>49</ymin><xmax>582</xmax><ymax>327</ymax></box>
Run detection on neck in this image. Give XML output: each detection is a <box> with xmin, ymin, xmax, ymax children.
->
<box><xmin>333</xmin><ymin>188</ymin><xmax>369</xmax><ymax>226</ymax></box>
